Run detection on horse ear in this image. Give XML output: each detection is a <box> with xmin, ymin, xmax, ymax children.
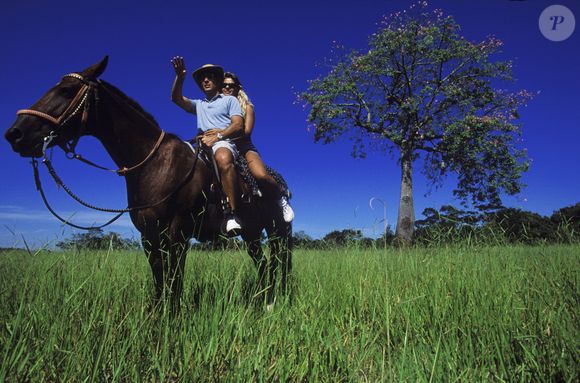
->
<box><xmin>82</xmin><ymin>56</ymin><xmax>109</xmax><ymax>80</ymax></box>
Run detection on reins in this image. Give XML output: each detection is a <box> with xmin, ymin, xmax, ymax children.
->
<box><xmin>62</xmin><ymin>130</ymin><xmax>165</xmax><ymax>176</ymax></box>
<box><xmin>32</xmin><ymin>138</ymin><xmax>202</xmax><ymax>230</ymax></box>
<box><xmin>63</xmin><ymin>80</ymin><xmax>167</xmax><ymax>175</ymax></box>
<box><xmin>119</xmin><ymin>131</ymin><xmax>166</xmax><ymax>175</ymax></box>
<box><xmin>19</xmin><ymin>72</ymin><xmax>201</xmax><ymax>230</ymax></box>
<box><xmin>32</xmin><ymin>158</ymin><xmax>125</xmax><ymax>230</ymax></box>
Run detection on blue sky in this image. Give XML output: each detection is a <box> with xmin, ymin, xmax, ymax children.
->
<box><xmin>1</xmin><ymin>0</ymin><xmax>579</xmax><ymax>248</ymax></box>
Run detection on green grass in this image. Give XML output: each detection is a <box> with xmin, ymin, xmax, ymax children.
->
<box><xmin>1</xmin><ymin>245</ymin><xmax>578</xmax><ymax>381</ymax></box>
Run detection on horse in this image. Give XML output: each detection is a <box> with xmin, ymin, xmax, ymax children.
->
<box><xmin>4</xmin><ymin>56</ymin><xmax>292</xmax><ymax>309</ymax></box>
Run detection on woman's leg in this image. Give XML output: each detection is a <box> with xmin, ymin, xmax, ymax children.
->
<box><xmin>245</xmin><ymin>151</ymin><xmax>282</xmax><ymax>199</ymax></box>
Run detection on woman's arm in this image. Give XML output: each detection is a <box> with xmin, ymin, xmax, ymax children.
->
<box><xmin>244</xmin><ymin>104</ymin><xmax>255</xmax><ymax>136</ymax></box>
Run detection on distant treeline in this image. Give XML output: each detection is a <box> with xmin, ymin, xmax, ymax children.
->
<box><xmin>52</xmin><ymin>203</ymin><xmax>579</xmax><ymax>251</ymax></box>
<box><xmin>56</xmin><ymin>230</ymin><xmax>141</xmax><ymax>251</ymax></box>
<box><xmin>297</xmin><ymin>203</ymin><xmax>579</xmax><ymax>249</ymax></box>
<box><xmin>193</xmin><ymin>202</ymin><xmax>580</xmax><ymax>250</ymax></box>
<box><xmin>294</xmin><ymin>203</ymin><xmax>580</xmax><ymax>249</ymax></box>
<box><xmin>412</xmin><ymin>203</ymin><xmax>580</xmax><ymax>247</ymax></box>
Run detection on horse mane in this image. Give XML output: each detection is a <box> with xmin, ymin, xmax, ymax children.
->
<box><xmin>99</xmin><ymin>79</ymin><xmax>161</xmax><ymax>128</ymax></box>
<box><xmin>98</xmin><ymin>80</ymin><xmax>190</xmax><ymax>146</ymax></box>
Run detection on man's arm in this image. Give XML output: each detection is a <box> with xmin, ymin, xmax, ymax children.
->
<box><xmin>170</xmin><ymin>56</ymin><xmax>194</xmax><ymax>112</ymax></box>
<box><xmin>220</xmin><ymin>115</ymin><xmax>244</xmax><ymax>138</ymax></box>
<box><xmin>202</xmin><ymin>116</ymin><xmax>243</xmax><ymax>146</ymax></box>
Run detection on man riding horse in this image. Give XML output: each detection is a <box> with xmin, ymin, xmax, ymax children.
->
<box><xmin>171</xmin><ymin>58</ymin><xmax>295</xmax><ymax>234</ymax></box>
<box><xmin>171</xmin><ymin>58</ymin><xmax>244</xmax><ymax>233</ymax></box>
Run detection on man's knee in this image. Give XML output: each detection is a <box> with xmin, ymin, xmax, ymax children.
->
<box><xmin>214</xmin><ymin>149</ymin><xmax>234</xmax><ymax>170</ymax></box>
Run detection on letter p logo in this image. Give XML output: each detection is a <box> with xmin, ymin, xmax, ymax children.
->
<box><xmin>540</xmin><ymin>5</ymin><xmax>576</xmax><ymax>41</ymax></box>
<box><xmin>550</xmin><ymin>15</ymin><xmax>565</xmax><ymax>30</ymax></box>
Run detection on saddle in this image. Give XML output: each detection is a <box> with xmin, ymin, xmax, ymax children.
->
<box><xmin>234</xmin><ymin>153</ymin><xmax>291</xmax><ymax>201</ymax></box>
<box><xmin>187</xmin><ymin>139</ymin><xmax>290</xmax><ymax>202</ymax></box>
<box><xmin>186</xmin><ymin>140</ymin><xmax>291</xmax><ymax>241</ymax></box>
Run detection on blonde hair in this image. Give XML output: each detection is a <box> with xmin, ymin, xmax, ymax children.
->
<box><xmin>237</xmin><ymin>88</ymin><xmax>253</xmax><ymax>117</ymax></box>
<box><xmin>224</xmin><ymin>72</ymin><xmax>253</xmax><ymax>116</ymax></box>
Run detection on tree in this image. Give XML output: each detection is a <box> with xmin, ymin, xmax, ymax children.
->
<box><xmin>414</xmin><ymin>204</ymin><xmax>485</xmax><ymax>245</ymax></box>
<box><xmin>415</xmin><ymin>204</ymin><xmax>481</xmax><ymax>230</ymax></box>
<box><xmin>56</xmin><ymin>229</ymin><xmax>140</xmax><ymax>250</ymax></box>
<box><xmin>298</xmin><ymin>2</ymin><xmax>532</xmax><ymax>245</ymax></box>
<box><xmin>550</xmin><ymin>203</ymin><xmax>580</xmax><ymax>242</ymax></box>
<box><xmin>190</xmin><ymin>237</ymin><xmax>244</xmax><ymax>251</ymax></box>
<box><xmin>323</xmin><ymin>229</ymin><xmax>363</xmax><ymax>247</ymax></box>
<box><xmin>376</xmin><ymin>226</ymin><xmax>396</xmax><ymax>248</ymax></box>
<box><xmin>484</xmin><ymin>208</ymin><xmax>557</xmax><ymax>244</ymax></box>
<box><xmin>293</xmin><ymin>230</ymin><xmax>315</xmax><ymax>248</ymax></box>
<box><xmin>551</xmin><ymin>203</ymin><xmax>580</xmax><ymax>227</ymax></box>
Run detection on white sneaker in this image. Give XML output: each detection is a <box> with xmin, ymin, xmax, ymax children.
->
<box><xmin>278</xmin><ymin>197</ymin><xmax>294</xmax><ymax>222</ymax></box>
<box><xmin>226</xmin><ymin>216</ymin><xmax>242</xmax><ymax>232</ymax></box>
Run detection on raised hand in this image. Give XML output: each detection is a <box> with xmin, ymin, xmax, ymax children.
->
<box><xmin>171</xmin><ymin>56</ymin><xmax>187</xmax><ymax>77</ymax></box>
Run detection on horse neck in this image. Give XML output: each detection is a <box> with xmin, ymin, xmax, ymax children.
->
<box><xmin>91</xmin><ymin>87</ymin><xmax>163</xmax><ymax>169</ymax></box>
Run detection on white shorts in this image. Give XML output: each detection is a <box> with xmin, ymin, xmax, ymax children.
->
<box><xmin>212</xmin><ymin>139</ymin><xmax>239</xmax><ymax>159</ymax></box>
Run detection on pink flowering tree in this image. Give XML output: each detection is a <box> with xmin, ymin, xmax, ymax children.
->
<box><xmin>298</xmin><ymin>2</ymin><xmax>532</xmax><ymax>245</ymax></box>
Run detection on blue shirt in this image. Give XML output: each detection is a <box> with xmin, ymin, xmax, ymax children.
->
<box><xmin>185</xmin><ymin>94</ymin><xmax>242</xmax><ymax>132</ymax></box>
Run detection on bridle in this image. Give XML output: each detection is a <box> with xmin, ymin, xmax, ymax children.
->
<box><xmin>17</xmin><ymin>73</ymin><xmax>91</xmax><ymax>131</ymax></box>
<box><xmin>16</xmin><ymin>73</ymin><xmax>165</xmax><ymax>175</ymax></box>
<box><xmin>17</xmin><ymin>73</ymin><xmax>93</xmax><ymax>156</ymax></box>
<box><xmin>15</xmin><ymin>72</ymin><xmax>196</xmax><ymax>230</ymax></box>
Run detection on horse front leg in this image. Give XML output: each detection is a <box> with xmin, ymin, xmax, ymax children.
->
<box><xmin>265</xmin><ymin>221</ymin><xmax>293</xmax><ymax>309</ymax></box>
<box><xmin>279</xmin><ymin>222</ymin><xmax>293</xmax><ymax>295</ymax></box>
<box><xmin>143</xmin><ymin>224</ymin><xmax>186</xmax><ymax>311</ymax></box>
<box><xmin>266</xmin><ymin>238</ymin><xmax>280</xmax><ymax>310</ymax></box>
<box><xmin>246</xmin><ymin>238</ymin><xmax>268</xmax><ymax>303</ymax></box>
<box><xmin>167</xmin><ymin>235</ymin><xmax>189</xmax><ymax>311</ymax></box>
<box><xmin>166</xmin><ymin>214</ymin><xmax>196</xmax><ymax>311</ymax></box>
<box><xmin>142</xmin><ymin>233</ymin><xmax>165</xmax><ymax>305</ymax></box>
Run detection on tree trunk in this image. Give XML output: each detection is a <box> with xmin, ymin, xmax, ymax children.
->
<box><xmin>395</xmin><ymin>150</ymin><xmax>415</xmax><ymax>246</ymax></box>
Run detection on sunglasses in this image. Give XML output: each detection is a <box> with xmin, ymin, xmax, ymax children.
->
<box><xmin>199</xmin><ymin>74</ymin><xmax>216</xmax><ymax>83</ymax></box>
<box><xmin>222</xmin><ymin>83</ymin><xmax>238</xmax><ymax>89</ymax></box>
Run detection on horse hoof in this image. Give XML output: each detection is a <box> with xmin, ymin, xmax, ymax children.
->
<box><xmin>266</xmin><ymin>303</ymin><xmax>275</xmax><ymax>312</ymax></box>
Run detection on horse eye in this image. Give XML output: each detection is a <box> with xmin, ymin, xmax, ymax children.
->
<box><xmin>57</xmin><ymin>85</ymin><xmax>77</xmax><ymax>97</ymax></box>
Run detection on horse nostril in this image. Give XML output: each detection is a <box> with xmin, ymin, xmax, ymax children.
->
<box><xmin>5</xmin><ymin>127</ymin><xmax>23</xmax><ymax>143</ymax></box>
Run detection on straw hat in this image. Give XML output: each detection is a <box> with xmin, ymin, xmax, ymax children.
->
<box><xmin>192</xmin><ymin>64</ymin><xmax>224</xmax><ymax>85</ymax></box>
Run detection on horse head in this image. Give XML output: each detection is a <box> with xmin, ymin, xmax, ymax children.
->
<box><xmin>4</xmin><ymin>56</ymin><xmax>109</xmax><ymax>157</ymax></box>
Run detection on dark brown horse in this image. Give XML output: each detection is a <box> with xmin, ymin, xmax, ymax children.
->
<box><xmin>4</xmin><ymin>57</ymin><xmax>292</xmax><ymax>308</ymax></box>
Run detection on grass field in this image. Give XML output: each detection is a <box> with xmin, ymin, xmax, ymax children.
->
<box><xmin>1</xmin><ymin>244</ymin><xmax>578</xmax><ymax>382</ymax></box>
